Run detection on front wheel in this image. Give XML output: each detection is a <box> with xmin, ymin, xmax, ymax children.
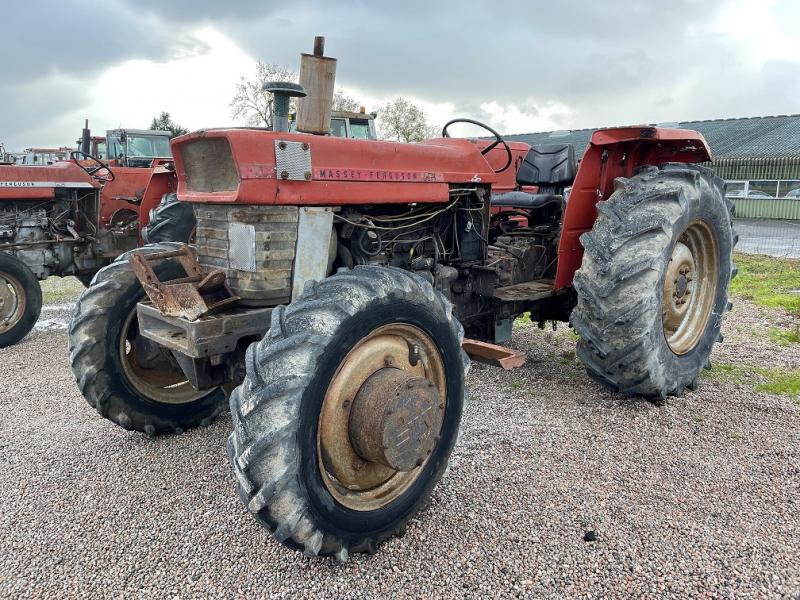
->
<box><xmin>571</xmin><ymin>163</ymin><xmax>736</xmax><ymax>399</ymax></box>
<box><xmin>0</xmin><ymin>253</ymin><xmax>42</xmax><ymax>347</ymax></box>
<box><xmin>68</xmin><ymin>243</ymin><xmax>226</xmax><ymax>434</ymax></box>
<box><xmin>228</xmin><ymin>266</ymin><xmax>469</xmax><ymax>558</ymax></box>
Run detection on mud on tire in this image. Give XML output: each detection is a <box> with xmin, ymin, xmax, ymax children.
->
<box><xmin>227</xmin><ymin>266</ymin><xmax>470</xmax><ymax>558</ymax></box>
<box><xmin>68</xmin><ymin>242</ymin><xmax>226</xmax><ymax>434</ymax></box>
<box><xmin>571</xmin><ymin>163</ymin><xmax>736</xmax><ymax>399</ymax></box>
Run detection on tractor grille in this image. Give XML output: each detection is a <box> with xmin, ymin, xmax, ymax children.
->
<box><xmin>193</xmin><ymin>205</ymin><xmax>298</xmax><ymax>306</ymax></box>
<box><xmin>181</xmin><ymin>138</ymin><xmax>239</xmax><ymax>193</ymax></box>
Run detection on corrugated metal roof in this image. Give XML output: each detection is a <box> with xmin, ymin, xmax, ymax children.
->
<box><xmin>504</xmin><ymin>114</ymin><xmax>800</xmax><ymax>160</ymax></box>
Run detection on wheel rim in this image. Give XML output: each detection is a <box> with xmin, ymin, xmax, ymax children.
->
<box><xmin>0</xmin><ymin>272</ymin><xmax>26</xmax><ymax>334</ymax></box>
<box><xmin>317</xmin><ymin>324</ymin><xmax>447</xmax><ymax>512</ymax></box>
<box><xmin>118</xmin><ymin>308</ymin><xmax>209</xmax><ymax>405</ymax></box>
<box><xmin>662</xmin><ymin>220</ymin><xmax>719</xmax><ymax>355</ymax></box>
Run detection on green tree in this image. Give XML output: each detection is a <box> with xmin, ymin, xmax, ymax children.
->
<box><xmin>377</xmin><ymin>97</ymin><xmax>436</xmax><ymax>142</ymax></box>
<box><xmin>149</xmin><ymin>112</ymin><xmax>188</xmax><ymax>138</ymax></box>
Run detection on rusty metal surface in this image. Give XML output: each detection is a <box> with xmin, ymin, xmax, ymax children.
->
<box><xmin>193</xmin><ymin>204</ymin><xmax>298</xmax><ymax>306</ymax></box>
<box><xmin>462</xmin><ymin>338</ymin><xmax>527</xmax><ymax>370</ymax></box>
<box><xmin>316</xmin><ymin>323</ymin><xmax>446</xmax><ymax>512</ymax></box>
<box><xmin>129</xmin><ymin>244</ymin><xmax>240</xmax><ymax>321</ymax></box>
<box><xmin>348</xmin><ymin>368</ymin><xmax>443</xmax><ymax>471</ymax></box>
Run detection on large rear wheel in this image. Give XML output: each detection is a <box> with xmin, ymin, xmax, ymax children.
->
<box><xmin>571</xmin><ymin>163</ymin><xmax>735</xmax><ymax>399</ymax></box>
<box><xmin>0</xmin><ymin>253</ymin><xmax>42</xmax><ymax>347</ymax></box>
<box><xmin>228</xmin><ymin>266</ymin><xmax>469</xmax><ymax>558</ymax></box>
<box><xmin>68</xmin><ymin>243</ymin><xmax>226</xmax><ymax>434</ymax></box>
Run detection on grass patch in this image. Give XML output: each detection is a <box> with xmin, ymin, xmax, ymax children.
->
<box><xmin>702</xmin><ymin>361</ymin><xmax>800</xmax><ymax>402</ymax></box>
<box><xmin>40</xmin><ymin>276</ymin><xmax>84</xmax><ymax>305</ymax></box>
<box><xmin>768</xmin><ymin>326</ymin><xmax>800</xmax><ymax>346</ymax></box>
<box><xmin>701</xmin><ymin>362</ymin><xmax>750</xmax><ymax>385</ymax></box>
<box><xmin>756</xmin><ymin>370</ymin><xmax>800</xmax><ymax>401</ymax></box>
<box><xmin>515</xmin><ymin>312</ymin><xmax>533</xmax><ymax>327</ymax></box>
<box><xmin>730</xmin><ymin>252</ymin><xmax>800</xmax><ymax>315</ymax></box>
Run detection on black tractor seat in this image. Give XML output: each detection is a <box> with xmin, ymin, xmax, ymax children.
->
<box><xmin>491</xmin><ymin>142</ymin><xmax>576</xmax><ymax>210</ymax></box>
<box><xmin>515</xmin><ymin>143</ymin><xmax>577</xmax><ymax>188</ymax></box>
<box><xmin>491</xmin><ymin>190</ymin><xmax>563</xmax><ymax>209</ymax></box>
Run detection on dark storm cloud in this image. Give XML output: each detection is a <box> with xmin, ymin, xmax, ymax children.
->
<box><xmin>2</xmin><ymin>0</ymin><xmax>798</xmax><ymax>148</ymax></box>
<box><xmin>0</xmin><ymin>0</ymin><xmax>205</xmax><ymax>84</ymax></box>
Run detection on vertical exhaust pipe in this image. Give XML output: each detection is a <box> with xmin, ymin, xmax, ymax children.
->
<box><xmin>296</xmin><ymin>36</ymin><xmax>337</xmax><ymax>135</ymax></box>
<box><xmin>81</xmin><ymin>119</ymin><xmax>91</xmax><ymax>155</ymax></box>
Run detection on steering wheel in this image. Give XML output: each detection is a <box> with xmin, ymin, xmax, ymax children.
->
<box><xmin>70</xmin><ymin>150</ymin><xmax>115</xmax><ymax>183</ymax></box>
<box><xmin>441</xmin><ymin>118</ymin><xmax>513</xmax><ymax>174</ymax></box>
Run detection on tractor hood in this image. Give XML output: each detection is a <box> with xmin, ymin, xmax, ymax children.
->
<box><xmin>170</xmin><ymin>129</ymin><xmax>501</xmax><ymax>205</ymax></box>
<box><xmin>0</xmin><ymin>161</ymin><xmax>99</xmax><ymax>201</ymax></box>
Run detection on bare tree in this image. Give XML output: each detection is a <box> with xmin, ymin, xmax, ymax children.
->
<box><xmin>377</xmin><ymin>97</ymin><xmax>436</xmax><ymax>142</ymax></box>
<box><xmin>231</xmin><ymin>62</ymin><xmax>365</xmax><ymax>128</ymax></box>
<box><xmin>230</xmin><ymin>61</ymin><xmax>298</xmax><ymax>128</ymax></box>
<box><xmin>331</xmin><ymin>89</ymin><xmax>360</xmax><ymax>112</ymax></box>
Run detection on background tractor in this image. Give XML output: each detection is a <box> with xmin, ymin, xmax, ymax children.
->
<box><xmin>69</xmin><ymin>38</ymin><xmax>735</xmax><ymax>559</ymax></box>
<box><xmin>0</xmin><ymin>122</ymin><xmax>194</xmax><ymax>346</ymax></box>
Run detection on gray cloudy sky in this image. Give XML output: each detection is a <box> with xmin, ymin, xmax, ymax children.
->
<box><xmin>2</xmin><ymin>0</ymin><xmax>798</xmax><ymax>149</ymax></box>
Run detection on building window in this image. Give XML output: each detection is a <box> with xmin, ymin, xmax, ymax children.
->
<box><xmin>725</xmin><ymin>180</ymin><xmax>800</xmax><ymax>199</ymax></box>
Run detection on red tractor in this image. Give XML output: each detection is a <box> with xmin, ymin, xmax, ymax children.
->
<box><xmin>0</xmin><ymin>123</ymin><xmax>194</xmax><ymax>346</ymax></box>
<box><xmin>69</xmin><ymin>38</ymin><xmax>735</xmax><ymax>559</ymax></box>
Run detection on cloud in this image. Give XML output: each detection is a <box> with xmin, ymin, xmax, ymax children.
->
<box><xmin>2</xmin><ymin>0</ymin><xmax>799</xmax><ymax>149</ymax></box>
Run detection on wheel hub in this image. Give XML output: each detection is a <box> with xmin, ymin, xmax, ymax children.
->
<box><xmin>663</xmin><ymin>242</ymin><xmax>695</xmax><ymax>330</ymax></box>
<box><xmin>661</xmin><ymin>220</ymin><xmax>719</xmax><ymax>355</ymax></box>
<box><xmin>349</xmin><ymin>368</ymin><xmax>444</xmax><ymax>471</ymax></box>
<box><xmin>317</xmin><ymin>323</ymin><xmax>447</xmax><ymax>511</ymax></box>
<box><xmin>0</xmin><ymin>274</ymin><xmax>23</xmax><ymax>332</ymax></box>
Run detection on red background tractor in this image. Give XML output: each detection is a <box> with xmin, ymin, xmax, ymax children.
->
<box><xmin>0</xmin><ymin>123</ymin><xmax>194</xmax><ymax>346</ymax></box>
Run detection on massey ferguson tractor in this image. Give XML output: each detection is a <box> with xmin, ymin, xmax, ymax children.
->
<box><xmin>0</xmin><ymin>122</ymin><xmax>194</xmax><ymax>347</ymax></box>
<box><xmin>68</xmin><ymin>38</ymin><xmax>735</xmax><ymax>559</ymax></box>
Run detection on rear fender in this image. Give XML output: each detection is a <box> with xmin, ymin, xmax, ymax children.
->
<box><xmin>137</xmin><ymin>167</ymin><xmax>178</xmax><ymax>240</ymax></box>
<box><xmin>554</xmin><ymin>126</ymin><xmax>712</xmax><ymax>289</ymax></box>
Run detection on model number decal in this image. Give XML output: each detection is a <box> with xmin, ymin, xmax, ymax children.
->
<box><xmin>0</xmin><ymin>181</ymin><xmax>95</xmax><ymax>188</ymax></box>
<box><xmin>314</xmin><ymin>168</ymin><xmax>444</xmax><ymax>183</ymax></box>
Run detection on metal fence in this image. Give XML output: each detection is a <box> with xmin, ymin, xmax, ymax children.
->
<box><xmin>733</xmin><ymin>217</ymin><xmax>800</xmax><ymax>258</ymax></box>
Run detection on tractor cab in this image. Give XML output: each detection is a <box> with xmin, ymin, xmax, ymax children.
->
<box><xmin>105</xmin><ymin>128</ymin><xmax>172</xmax><ymax>167</ymax></box>
<box><xmin>289</xmin><ymin>108</ymin><xmax>377</xmax><ymax>139</ymax></box>
<box><xmin>76</xmin><ymin>123</ymin><xmax>172</xmax><ymax>168</ymax></box>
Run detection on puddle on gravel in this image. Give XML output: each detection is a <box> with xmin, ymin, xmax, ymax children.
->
<box><xmin>35</xmin><ymin>318</ymin><xmax>69</xmax><ymax>331</ymax></box>
<box><xmin>35</xmin><ymin>304</ymin><xmax>74</xmax><ymax>330</ymax></box>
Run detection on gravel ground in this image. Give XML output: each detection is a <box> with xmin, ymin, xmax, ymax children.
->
<box><xmin>0</xmin><ymin>282</ymin><xmax>798</xmax><ymax>598</ymax></box>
